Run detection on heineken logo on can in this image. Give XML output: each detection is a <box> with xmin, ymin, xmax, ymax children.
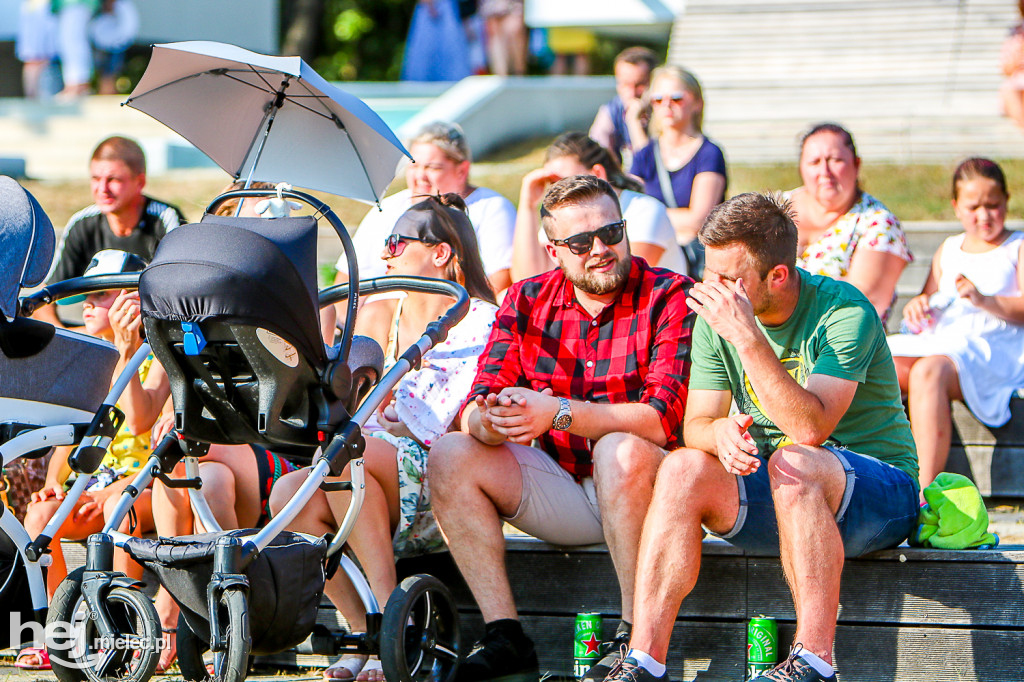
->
<box><xmin>574</xmin><ymin>612</ymin><xmax>602</xmax><ymax>679</ymax></box>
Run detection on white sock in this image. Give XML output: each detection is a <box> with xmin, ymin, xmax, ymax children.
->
<box><xmin>796</xmin><ymin>650</ymin><xmax>834</xmax><ymax>677</ymax></box>
<box><xmin>625</xmin><ymin>649</ymin><xmax>666</xmax><ymax>677</ymax></box>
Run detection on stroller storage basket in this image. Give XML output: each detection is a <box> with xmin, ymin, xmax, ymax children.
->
<box><xmin>124</xmin><ymin>530</ymin><xmax>327</xmax><ymax>655</ymax></box>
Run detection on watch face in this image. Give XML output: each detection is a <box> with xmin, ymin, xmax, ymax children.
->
<box><xmin>553</xmin><ymin>414</ymin><xmax>572</xmax><ymax>431</ymax></box>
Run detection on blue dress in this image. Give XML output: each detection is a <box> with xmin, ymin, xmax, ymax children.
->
<box><xmin>401</xmin><ymin>0</ymin><xmax>472</xmax><ymax>82</ymax></box>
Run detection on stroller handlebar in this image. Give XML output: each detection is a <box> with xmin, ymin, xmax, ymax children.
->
<box><xmin>19</xmin><ymin>272</ymin><xmax>142</xmax><ymax>315</ymax></box>
<box><xmin>319</xmin><ymin>275</ymin><xmax>471</xmax><ymax>346</ymax></box>
<box><xmin>208</xmin><ymin>186</ymin><xmax>361</xmax><ymax>368</ymax></box>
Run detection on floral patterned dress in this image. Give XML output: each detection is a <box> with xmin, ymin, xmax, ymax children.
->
<box><xmin>789</xmin><ymin>190</ymin><xmax>913</xmax><ymax>322</ymax></box>
<box><xmin>374</xmin><ymin>297</ymin><xmax>497</xmax><ymax>558</ymax></box>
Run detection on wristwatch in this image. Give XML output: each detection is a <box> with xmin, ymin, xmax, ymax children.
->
<box><xmin>552</xmin><ymin>397</ymin><xmax>573</xmax><ymax>431</ymax></box>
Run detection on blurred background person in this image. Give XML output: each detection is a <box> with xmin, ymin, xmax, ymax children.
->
<box><xmin>590</xmin><ymin>46</ymin><xmax>658</xmax><ymax>167</ymax></box>
<box><xmin>16</xmin><ymin>0</ymin><xmax>59</xmax><ymax>99</ymax></box>
<box><xmin>54</xmin><ymin>0</ymin><xmax>97</xmax><ymax>99</ymax></box>
<box><xmin>480</xmin><ymin>0</ymin><xmax>526</xmax><ymax>76</ymax></box>
<box><xmin>629</xmin><ymin>65</ymin><xmax>727</xmax><ymax>279</ymax></box>
<box><xmin>402</xmin><ymin>0</ymin><xmax>471</xmax><ymax>82</ymax></box>
<box><xmin>89</xmin><ymin>0</ymin><xmax>139</xmax><ymax>95</ymax></box>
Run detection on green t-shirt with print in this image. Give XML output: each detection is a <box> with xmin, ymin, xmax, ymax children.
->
<box><xmin>689</xmin><ymin>270</ymin><xmax>918</xmax><ymax>483</ymax></box>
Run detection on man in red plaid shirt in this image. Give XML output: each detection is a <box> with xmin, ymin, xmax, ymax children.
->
<box><xmin>429</xmin><ymin>175</ymin><xmax>694</xmax><ymax>682</ymax></box>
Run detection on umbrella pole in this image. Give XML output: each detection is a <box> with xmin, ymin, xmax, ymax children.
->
<box><xmin>236</xmin><ymin>90</ymin><xmax>286</xmax><ymax>215</ymax></box>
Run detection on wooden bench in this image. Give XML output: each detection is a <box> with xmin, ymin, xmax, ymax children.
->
<box><xmin>256</xmin><ymin>535</ymin><xmax>1024</xmax><ymax>682</ymax></box>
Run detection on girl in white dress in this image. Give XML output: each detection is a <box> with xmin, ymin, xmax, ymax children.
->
<box><xmin>889</xmin><ymin>158</ymin><xmax>1024</xmax><ymax>490</ymax></box>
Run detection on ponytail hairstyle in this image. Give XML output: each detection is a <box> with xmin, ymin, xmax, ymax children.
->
<box><xmin>544</xmin><ymin>132</ymin><xmax>643</xmax><ymax>193</ymax></box>
<box><xmin>951</xmin><ymin>157</ymin><xmax>1009</xmax><ymax>202</ymax></box>
<box><xmin>405</xmin><ymin>193</ymin><xmax>496</xmax><ymax>304</ymax></box>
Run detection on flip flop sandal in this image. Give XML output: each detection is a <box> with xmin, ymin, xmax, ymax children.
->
<box><xmin>323</xmin><ymin>655</ymin><xmax>368</xmax><ymax>681</ymax></box>
<box><xmin>14</xmin><ymin>647</ymin><xmax>51</xmax><ymax>670</ymax></box>
<box><xmin>356</xmin><ymin>657</ymin><xmax>383</xmax><ymax>682</ymax></box>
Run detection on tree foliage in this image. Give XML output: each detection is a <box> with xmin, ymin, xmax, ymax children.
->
<box><xmin>307</xmin><ymin>0</ymin><xmax>415</xmax><ymax>81</ymax></box>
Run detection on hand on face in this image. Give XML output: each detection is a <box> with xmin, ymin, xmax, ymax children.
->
<box><xmin>521</xmin><ymin>167</ymin><xmax>563</xmax><ymax>208</ymax></box>
<box><xmin>686</xmin><ymin>278</ymin><xmax>760</xmax><ymax>347</ymax></box>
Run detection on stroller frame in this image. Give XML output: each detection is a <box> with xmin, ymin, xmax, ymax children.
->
<box><xmin>33</xmin><ymin>188</ymin><xmax>468</xmax><ymax>682</ymax></box>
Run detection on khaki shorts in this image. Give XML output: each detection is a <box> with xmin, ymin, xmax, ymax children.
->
<box><xmin>501</xmin><ymin>443</ymin><xmax>605</xmax><ymax>546</ymax></box>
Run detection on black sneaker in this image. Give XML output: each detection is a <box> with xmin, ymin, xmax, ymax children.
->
<box><xmin>457</xmin><ymin>629</ymin><xmax>539</xmax><ymax>682</ymax></box>
<box><xmin>582</xmin><ymin>630</ymin><xmax>632</xmax><ymax>682</ymax></box>
<box><xmin>602</xmin><ymin>655</ymin><xmax>667</xmax><ymax>682</ymax></box>
<box><xmin>751</xmin><ymin>645</ymin><xmax>837</xmax><ymax>682</ymax></box>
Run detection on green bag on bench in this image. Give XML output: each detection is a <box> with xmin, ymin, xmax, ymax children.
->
<box><xmin>913</xmin><ymin>472</ymin><xmax>998</xmax><ymax>550</ymax></box>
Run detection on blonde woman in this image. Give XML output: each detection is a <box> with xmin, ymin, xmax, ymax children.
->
<box><xmin>629</xmin><ymin>65</ymin><xmax>727</xmax><ymax>277</ymax></box>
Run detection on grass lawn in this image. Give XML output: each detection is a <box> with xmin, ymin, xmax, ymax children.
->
<box><xmin>23</xmin><ymin>140</ymin><xmax>1024</xmax><ymax>236</ymax></box>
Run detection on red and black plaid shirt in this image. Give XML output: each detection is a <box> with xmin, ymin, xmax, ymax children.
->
<box><xmin>462</xmin><ymin>257</ymin><xmax>694</xmax><ymax>479</ymax></box>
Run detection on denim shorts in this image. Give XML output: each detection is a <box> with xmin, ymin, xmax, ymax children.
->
<box><xmin>709</xmin><ymin>445</ymin><xmax>919</xmax><ymax>557</ymax></box>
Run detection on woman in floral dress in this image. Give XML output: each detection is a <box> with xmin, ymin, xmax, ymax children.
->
<box><xmin>786</xmin><ymin>122</ymin><xmax>912</xmax><ymax>323</ymax></box>
<box><xmin>271</xmin><ymin>194</ymin><xmax>497</xmax><ymax>682</ymax></box>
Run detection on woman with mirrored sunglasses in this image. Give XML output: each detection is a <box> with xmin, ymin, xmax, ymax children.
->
<box><xmin>271</xmin><ymin>194</ymin><xmax>499</xmax><ymax>682</ymax></box>
<box><xmin>629</xmin><ymin>65</ymin><xmax>728</xmax><ymax>278</ymax></box>
<box><xmin>511</xmin><ymin>131</ymin><xmax>687</xmax><ymax>281</ymax></box>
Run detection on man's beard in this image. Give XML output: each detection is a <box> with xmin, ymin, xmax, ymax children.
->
<box><xmin>563</xmin><ymin>253</ymin><xmax>631</xmax><ymax>295</ymax></box>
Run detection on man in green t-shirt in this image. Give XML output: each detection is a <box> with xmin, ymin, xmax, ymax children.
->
<box><xmin>602</xmin><ymin>193</ymin><xmax>919</xmax><ymax>682</ymax></box>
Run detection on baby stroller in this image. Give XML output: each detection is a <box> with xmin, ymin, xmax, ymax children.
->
<box><xmin>44</xmin><ymin>187</ymin><xmax>469</xmax><ymax>682</ymax></box>
<box><xmin>0</xmin><ymin>177</ymin><xmax>158</xmax><ymax>672</ymax></box>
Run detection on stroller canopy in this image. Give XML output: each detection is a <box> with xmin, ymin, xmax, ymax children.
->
<box><xmin>0</xmin><ymin>177</ymin><xmax>55</xmax><ymax>320</ymax></box>
<box><xmin>140</xmin><ymin>214</ymin><xmax>324</xmax><ymax>366</ymax></box>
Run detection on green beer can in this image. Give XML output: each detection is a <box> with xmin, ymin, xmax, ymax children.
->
<box><xmin>747</xmin><ymin>616</ymin><xmax>778</xmax><ymax>679</ymax></box>
<box><xmin>574</xmin><ymin>612</ymin><xmax>603</xmax><ymax>679</ymax></box>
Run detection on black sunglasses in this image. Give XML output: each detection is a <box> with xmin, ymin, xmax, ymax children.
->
<box><xmin>550</xmin><ymin>220</ymin><xmax>626</xmax><ymax>255</ymax></box>
<box><xmin>385</xmin><ymin>233</ymin><xmax>438</xmax><ymax>257</ymax></box>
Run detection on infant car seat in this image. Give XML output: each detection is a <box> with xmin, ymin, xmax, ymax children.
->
<box><xmin>140</xmin><ymin>213</ymin><xmax>382</xmax><ymax>464</ymax></box>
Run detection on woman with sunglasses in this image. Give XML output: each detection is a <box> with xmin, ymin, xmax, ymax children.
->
<box><xmin>271</xmin><ymin>194</ymin><xmax>498</xmax><ymax>682</ymax></box>
<box><xmin>629</xmin><ymin>65</ymin><xmax>727</xmax><ymax>278</ymax></box>
<box><xmin>511</xmin><ymin>131</ymin><xmax>687</xmax><ymax>281</ymax></box>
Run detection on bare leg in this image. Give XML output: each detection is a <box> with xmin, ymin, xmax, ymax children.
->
<box><xmin>24</xmin><ymin>498</ymin><xmax>70</xmax><ymax>597</ymax></box>
<box><xmin>428</xmin><ymin>433</ymin><xmax>524</xmax><ymax>622</ymax></box>
<box><xmin>203</xmin><ymin>444</ymin><xmax>263</xmax><ymax>528</ymax></box>
<box><xmin>590</xmin><ymin>433</ymin><xmax>664</xmax><ymax>622</ymax></box>
<box><xmin>485</xmin><ymin>16</ymin><xmax>509</xmax><ymax>76</ymax></box>
<box><xmin>768</xmin><ymin>445</ymin><xmax>847</xmax><ymax>666</ymax></box>
<box><xmin>322</xmin><ymin>438</ymin><xmax>401</xmax><ymax>616</ymax></box>
<box><xmin>502</xmin><ymin>12</ymin><xmax>527</xmax><ymax>76</ymax></box>
<box><xmin>629</xmin><ymin>448</ymin><xmax>739</xmax><ymax>662</ymax></box>
<box><xmin>907</xmin><ymin>355</ymin><xmax>964</xmax><ymax>490</ymax></box>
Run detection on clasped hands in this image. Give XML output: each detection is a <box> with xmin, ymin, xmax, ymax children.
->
<box><xmin>475</xmin><ymin>387</ymin><xmax>560</xmax><ymax>444</ymax></box>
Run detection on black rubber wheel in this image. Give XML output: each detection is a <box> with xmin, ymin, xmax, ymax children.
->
<box><xmin>175</xmin><ymin>614</ymin><xmax>209</xmax><ymax>682</ymax></box>
<box><xmin>176</xmin><ymin>590</ymin><xmax>250</xmax><ymax>682</ymax></box>
<box><xmin>47</xmin><ymin>568</ymin><xmax>162</xmax><ymax>682</ymax></box>
<box><xmin>46</xmin><ymin>567</ymin><xmax>87</xmax><ymax>682</ymax></box>
<box><xmin>380</xmin><ymin>574</ymin><xmax>460</xmax><ymax>682</ymax></box>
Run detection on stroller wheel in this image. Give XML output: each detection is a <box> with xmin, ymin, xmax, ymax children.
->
<box><xmin>175</xmin><ymin>590</ymin><xmax>251</xmax><ymax>682</ymax></box>
<box><xmin>47</xmin><ymin>567</ymin><xmax>162</xmax><ymax>682</ymax></box>
<box><xmin>380</xmin><ymin>574</ymin><xmax>460</xmax><ymax>682</ymax></box>
<box><xmin>47</xmin><ymin>567</ymin><xmax>87</xmax><ymax>682</ymax></box>
<box><xmin>175</xmin><ymin>615</ymin><xmax>209</xmax><ymax>682</ymax></box>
